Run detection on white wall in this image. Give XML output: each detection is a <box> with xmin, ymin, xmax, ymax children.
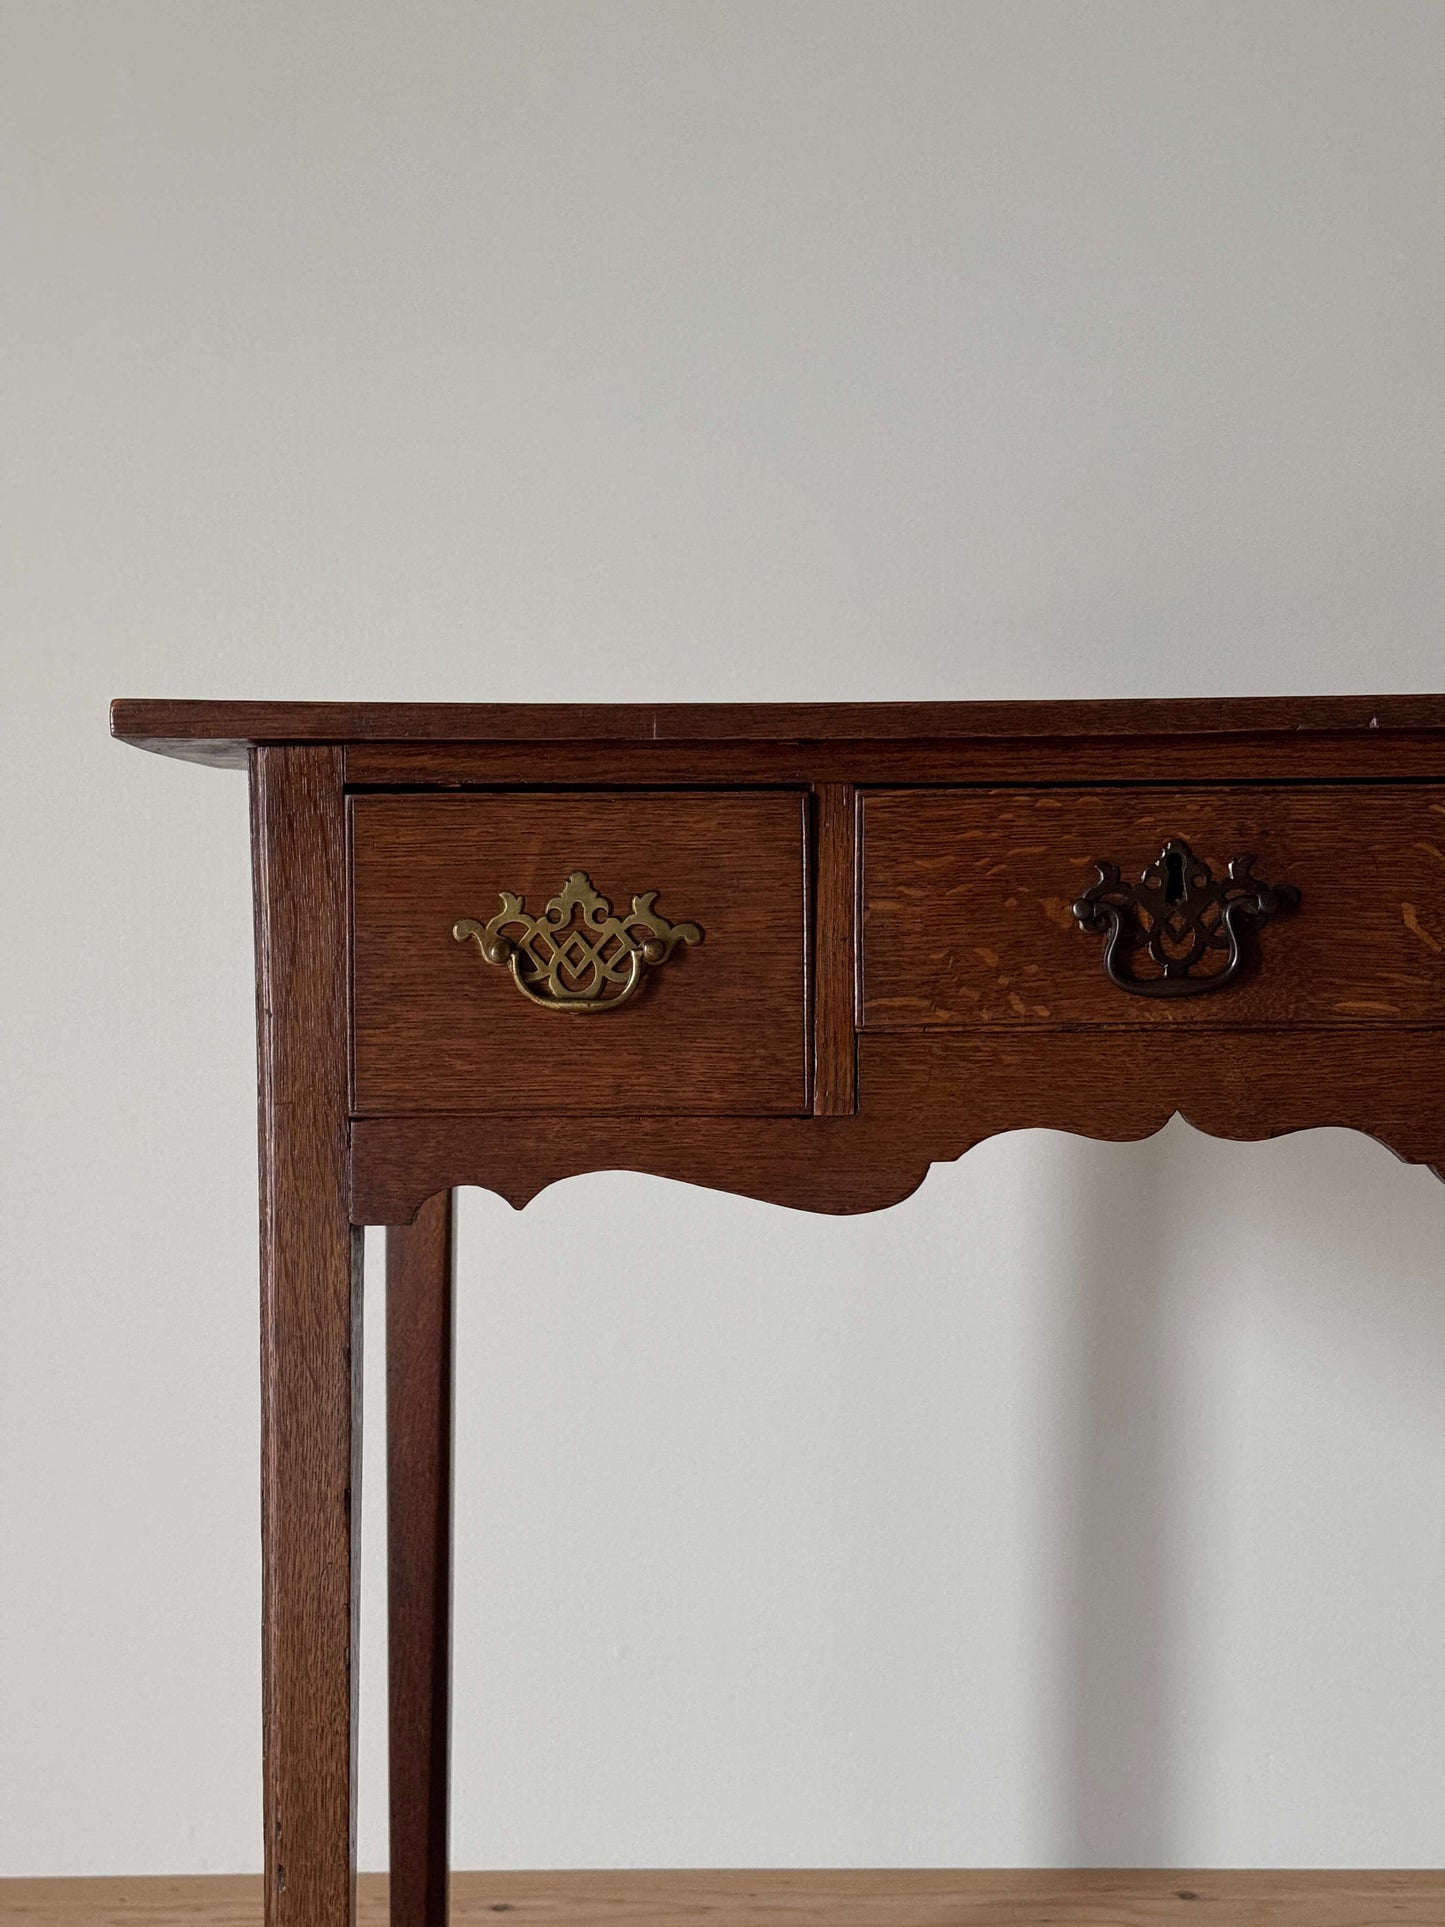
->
<box><xmin>2</xmin><ymin>0</ymin><xmax>1442</xmax><ymax>1876</ymax></box>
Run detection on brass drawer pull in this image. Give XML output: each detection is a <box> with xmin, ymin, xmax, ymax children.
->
<box><xmin>453</xmin><ymin>870</ymin><xmax>702</xmax><ymax>1013</ymax></box>
<box><xmin>1071</xmin><ymin>837</ymin><xmax>1298</xmax><ymax>998</ymax></box>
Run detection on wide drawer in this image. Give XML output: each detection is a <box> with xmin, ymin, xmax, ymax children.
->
<box><xmin>862</xmin><ymin>786</ymin><xmax>1445</xmax><ymax>1027</ymax></box>
<box><xmin>351</xmin><ymin>792</ymin><xmax>809</xmax><ymax>1113</ymax></box>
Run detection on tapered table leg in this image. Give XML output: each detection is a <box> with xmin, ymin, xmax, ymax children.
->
<box><xmin>252</xmin><ymin>745</ymin><xmax>363</xmax><ymax>1927</ymax></box>
<box><xmin>387</xmin><ymin>1191</ymin><xmax>456</xmax><ymax>1927</ymax></box>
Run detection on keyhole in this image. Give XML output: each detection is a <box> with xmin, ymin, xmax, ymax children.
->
<box><xmin>1163</xmin><ymin>848</ymin><xmax>1187</xmax><ymax>904</ymax></box>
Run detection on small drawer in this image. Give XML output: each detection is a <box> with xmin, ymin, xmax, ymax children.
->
<box><xmin>862</xmin><ymin>786</ymin><xmax>1445</xmax><ymax>1028</ymax></box>
<box><xmin>350</xmin><ymin>791</ymin><xmax>809</xmax><ymax>1113</ymax></box>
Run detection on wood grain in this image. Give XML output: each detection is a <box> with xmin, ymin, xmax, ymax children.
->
<box><xmin>350</xmin><ymin>793</ymin><xmax>809</xmax><ymax>1116</ymax></box>
<box><xmin>856</xmin><ymin>1030</ymin><xmax>1445</xmax><ymax>1172</ymax></box>
<box><xmin>811</xmin><ymin>784</ymin><xmax>857</xmax><ymax>1115</ymax></box>
<box><xmin>339</xmin><ymin>734</ymin><xmax>1445</xmax><ymax>789</ymax></box>
<box><xmin>863</xmin><ymin>785</ymin><xmax>1445</xmax><ymax>1029</ymax></box>
<box><xmin>5</xmin><ymin>1870</ymin><xmax>1442</xmax><ymax>1927</ymax></box>
<box><xmin>116</xmin><ymin>699</ymin><xmax>1445</xmax><ymax>1909</ymax></box>
<box><xmin>110</xmin><ymin>693</ymin><xmax>1445</xmax><ymax>766</ymax></box>
<box><xmin>386</xmin><ymin>1193</ymin><xmax>455</xmax><ymax>1927</ymax></box>
<box><xmin>349</xmin><ymin>1028</ymin><xmax>1445</xmax><ymax>1222</ymax></box>
<box><xmin>252</xmin><ymin>746</ymin><xmax>363</xmax><ymax>1927</ymax></box>
<box><xmin>350</xmin><ymin>1112</ymin><xmax>923</xmax><ymax>1222</ymax></box>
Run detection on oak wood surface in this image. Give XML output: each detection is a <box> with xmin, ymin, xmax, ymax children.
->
<box><xmin>112</xmin><ymin>694</ymin><xmax>1445</xmax><ymax>768</ymax></box>
<box><xmin>339</xmin><ymin>736</ymin><xmax>1445</xmax><ymax>790</ymax></box>
<box><xmin>350</xmin><ymin>793</ymin><xmax>809</xmax><ymax>1116</ymax></box>
<box><xmin>349</xmin><ymin>1028</ymin><xmax>1445</xmax><ymax>1222</ymax></box>
<box><xmin>252</xmin><ymin>747</ymin><xmax>363</xmax><ymax>1927</ymax></box>
<box><xmin>386</xmin><ymin>1194</ymin><xmax>456</xmax><ymax>1927</ymax></box>
<box><xmin>857</xmin><ymin>1030</ymin><xmax>1445</xmax><ymax>1173</ymax></box>
<box><xmin>5</xmin><ymin>1870</ymin><xmax>1442</xmax><ymax>1927</ymax></box>
<box><xmin>114</xmin><ymin>698</ymin><xmax>1445</xmax><ymax>1914</ymax></box>
<box><xmin>351</xmin><ymin>1111</ymin><xmax>918</xmax><ymax>1221</ymax></box>
<box><xmin>811</xmin><ymin>784</ymin><xmax>857</xmax><ymax>1115</ymax></box>
<box><xmin>863</xmin><ymin>785</ymin><xmax>1445</xmax><ymax>1028</ymax></box>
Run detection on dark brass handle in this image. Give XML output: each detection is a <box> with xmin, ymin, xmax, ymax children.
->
<box><xmin>1071</xmin><ymin>838</ymin><xmax>1298</xmax><ymax>999</ymax></box>
<box><xmin>453</xmin><ymin>869</ymin><xmax>701</xmax><ymax>1013</ymax></box>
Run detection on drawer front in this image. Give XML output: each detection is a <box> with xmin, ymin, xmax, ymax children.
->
<box><xmin>351</xmin><ymin>792</ymin><xmax>809</xmax><ymax>1113</ymax></box>
<box><xmin>862</xmin><ymin>786</ymin><xmax>1445</xmax><ymax>1028</ymax></box>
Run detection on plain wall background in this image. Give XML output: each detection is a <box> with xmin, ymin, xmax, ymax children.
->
<box><xmin>2</xmin><ymin>0</ymin><xmax>1443</xmax><ymax>1875</ymax></box>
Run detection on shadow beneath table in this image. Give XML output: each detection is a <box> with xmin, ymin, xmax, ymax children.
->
<box><xmin>1058</xmin><ymin>1123</ymin><xmax>1176</xmax><ymax>1862</ymax></box>
<box><xmin>1049</xmin><ymin>1117</ymin><xmax>1445</xmax><ymax>1863</ymax></box>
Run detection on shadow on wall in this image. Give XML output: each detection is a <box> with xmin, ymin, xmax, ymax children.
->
<box><xmin>441</xmin><ymin>1115</ymin><xmax>1445</xmax><ymax>1868</ymax></box>
<box><xmin>1050</xmin><ymin>1116</ymin><xmax>1445</xmax><ymax>1864</ymax></box>
<box><xmin>1058</xmin><ymin>1124</ymin><xmax>1174</xmax><ymax>1862</ymax></box>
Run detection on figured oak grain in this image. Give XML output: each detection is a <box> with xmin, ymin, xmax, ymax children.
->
<box><xmin>252</xmin><ymin>746</ymin><xmax>363</xmax><ymax>1927</ymax></box>
<box><xmin>349</xmin><ymin>1028</ymin><xmax>1445</xmax><ymax>1222</ymax></box>
<box><xmin>863</xmin><ymin>785</ymin><xmax>1445</xmax><ymax>1029</ymax></box>
<box><xmin>350</xmin><ymin>792</ymin><xmax>809</xmax><ymax>1116</ymax></box>
<box><xmin>4</xmin><ymin>1870</ymin><xmax>1442</xmax><ymax>1927</ymax></box>
<box><xmin>113</xmin><ymin>695</ymin><xmax>1445</xmax><ymax>1920</ymax></box>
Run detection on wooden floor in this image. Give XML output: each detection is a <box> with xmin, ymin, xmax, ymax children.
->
<box><xmin>1</xmin><ymin>1871</ymin><xmax>1441</xmax><ymax>1926</ymax></box>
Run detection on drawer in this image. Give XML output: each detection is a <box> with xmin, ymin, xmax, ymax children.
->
<box><xmin>350</xmin><ymin>791</ymin><xmax>809</xmax><ymax>1113</ymax></box>
<box><xmin>862</xmin><ymin>786</ymin><xmax>1445</xmax><ymax>1028</ymax></box>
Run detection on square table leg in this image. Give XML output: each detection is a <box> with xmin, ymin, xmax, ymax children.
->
<box><xmin>386</xmin><ymin>1190</ymin><xmax>456</xmax><ymax>1927</ymax></box>
<box><xmin>253</xmin><ymin>745</ymin><xmax>363</xmax><ymax>1927</ymax></box>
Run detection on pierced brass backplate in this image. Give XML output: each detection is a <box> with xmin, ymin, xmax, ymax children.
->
<box><xmin>453</xmin><ymin>870</ymin><xmax>702</xmax><ymax>1013</ymax></box>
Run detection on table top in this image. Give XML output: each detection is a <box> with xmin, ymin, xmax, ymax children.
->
<box><xmin>111</xmin><ymin>694</ymin><xmax>1445</xmax><ymax>768</ymax></box>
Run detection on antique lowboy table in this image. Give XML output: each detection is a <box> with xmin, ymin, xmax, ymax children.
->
<box><xmin>111</xmin><ymin>695</ymin><xmax>1445</xmax><ymax>1927</ymax></box>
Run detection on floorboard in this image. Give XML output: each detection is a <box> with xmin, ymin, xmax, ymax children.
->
<box><xmin>1</xmin><ymin>1870</ymin><xmax>1440</xmax><ymax>1926</ymax></box>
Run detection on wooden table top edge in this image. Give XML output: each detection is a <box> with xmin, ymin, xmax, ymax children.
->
<box><xmin>111</xmin><ymin>693</ymin><xmax>1445</xmax><ymax>768</ymax></box>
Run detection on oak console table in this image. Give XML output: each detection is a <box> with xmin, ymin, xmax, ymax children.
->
<box><xmin>110</xmin><ymin>696</ymin><xmax>1445</xmax><ymax>1927</ymax></box>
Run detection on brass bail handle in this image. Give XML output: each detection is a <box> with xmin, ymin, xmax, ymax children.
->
<box><xmin>453</xmin><ymin>869</ymin><xmax>702</xmax><ymax>1013</ymax></box>
<box><xmin>1071</xmin><ymin>838</ymin><xmax>1298</xmax><ymax>999</ymax></box>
